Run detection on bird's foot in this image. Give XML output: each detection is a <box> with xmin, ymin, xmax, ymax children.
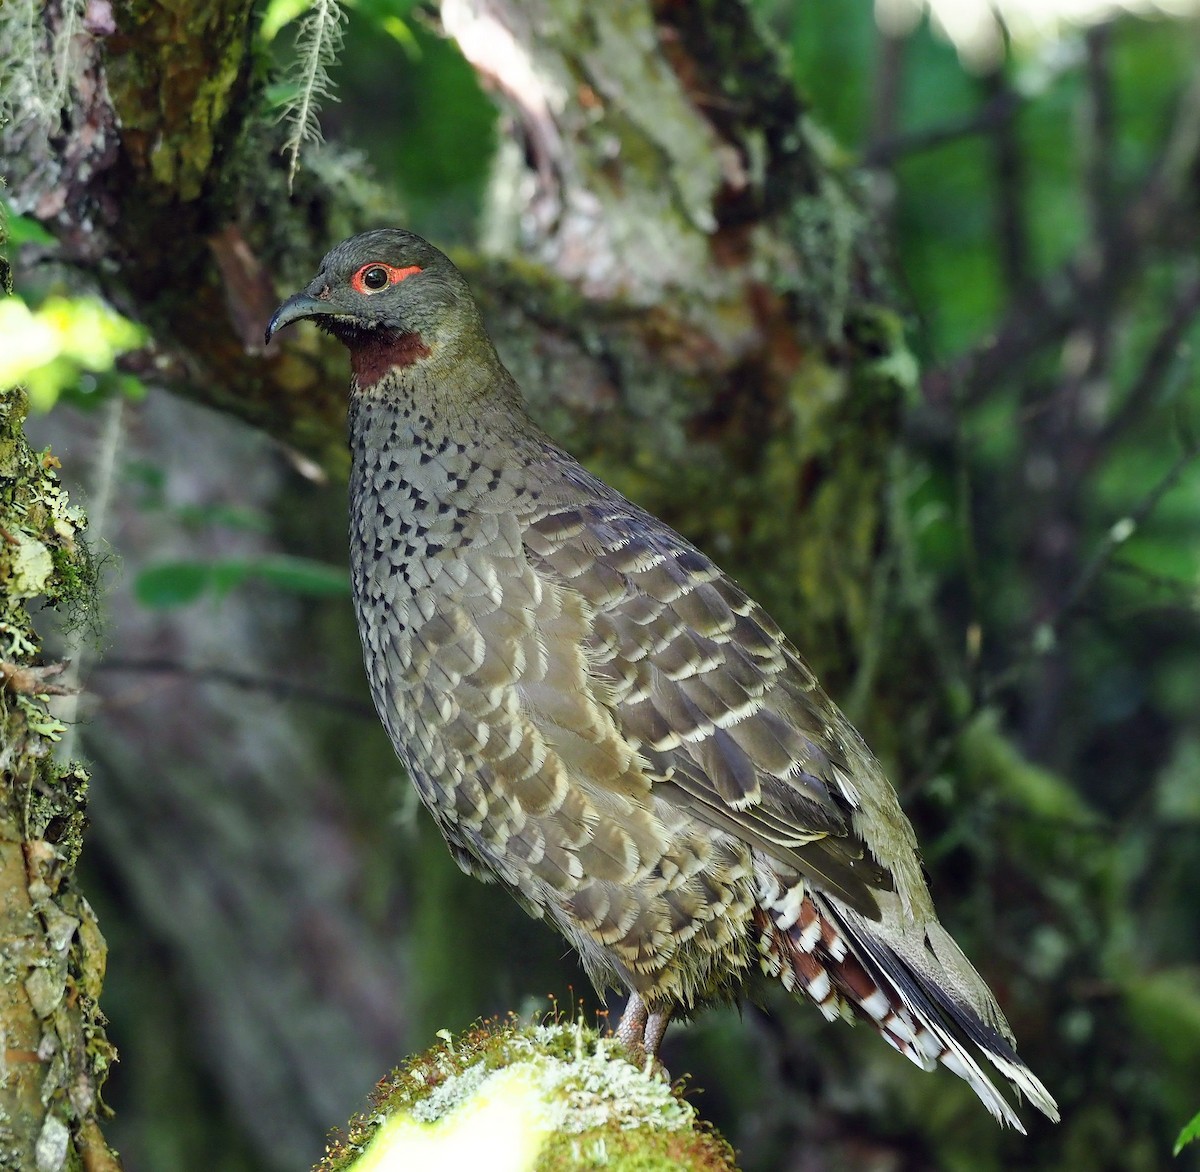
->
<box><xmin>614</xmin><ymin>993</ymin><xmax>673</xmax><ymax>1075</ymax></box>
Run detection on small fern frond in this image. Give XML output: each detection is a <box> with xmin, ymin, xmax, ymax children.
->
<box><xmin>277</xmin><ymin>0</ymin><xmax>348</xmax><ymax>192</ymax></box>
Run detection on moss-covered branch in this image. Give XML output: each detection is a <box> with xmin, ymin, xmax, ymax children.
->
<box><xmin>317</xmin><ymin>1018</ymin><xmax>738</xmax><ymax>1172</ymax></box>
<box><xmin>0</xmin><ymin>383</ymin><xmax>118</xmax><ymax>1170</ymax></box>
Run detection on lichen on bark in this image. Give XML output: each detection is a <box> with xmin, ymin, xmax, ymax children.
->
<box><xmin>0</xmin><ymin>382</ymin><xmax>118</xmax><ymax>1171</ymax></box>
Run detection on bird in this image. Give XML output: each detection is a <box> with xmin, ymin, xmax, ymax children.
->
<box><xmin>265</xmin><ymin>228</ymin><xmax>1059</xmax><ymax>1131</ymax></box>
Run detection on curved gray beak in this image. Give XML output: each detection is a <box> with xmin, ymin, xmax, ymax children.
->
<box><xmin>264</xmin><ymin>293</ymin><xmax>329</xmax><ymax>345</ymax></box>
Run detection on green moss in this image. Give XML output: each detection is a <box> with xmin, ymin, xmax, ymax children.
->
<box><xmin>317</xmin><ymin>1016</ymin><xmax>739</xmax><ymax>1172</ymax></box>
<box><xmin>110</xmin><ymin>0</ymin><xmax>253</xmax><ymax>202</ymax></box>
<box><xmin>0</xmin><ymin>372</ymin><xmax>115</xmax><ymax>1167</ymax></box>
<box><xmin>1</xmin><ymin>394</ymin><xmax>97</xmax><ymax>653</ymax></box>
<box><xmin>0</xmin><ymin>387</ymin><xmax>96</xmax><ymax>859</ymax></box>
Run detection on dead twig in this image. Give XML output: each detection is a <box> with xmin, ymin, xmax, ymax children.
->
<box><xmin>0</xmin><ymin>660</ymin><xmax>78</xmax><ymax>697</ymax></box>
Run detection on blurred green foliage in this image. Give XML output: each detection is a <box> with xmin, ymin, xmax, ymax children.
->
<box><xmin>766</xmin><ymin>6</ymin><xmax>1200</xmax><ymax>1167</ymax></box>
<box><xmin>134</xmin><ymin>554</ymin><xmax>349</xmax><ymax>608</ymax></box>
<box><xmin>1</xmin><ymin>203</ymin><xmax>146</xmax><ymax>409</ymax></box>
<box><xmin>771</xmin><ymin>5</ymin><xmax>1200</xmax><ymax>789</ymax></box>
<box><xmin>262</xmin><ymin>0</ymin><xmax>494</xmax><ymax>235</ymax></box>
<box><xmin>0</xmin><ymin>292</ymin><xmax>145</xmax><ymax>411</ymax></box>
<box><xmin>321</xmin><ymin>3</ymin><xmax>495</xmax><ymax>236</ymax></box>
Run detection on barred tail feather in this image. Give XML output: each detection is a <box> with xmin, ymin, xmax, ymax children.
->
<box><xmin>757</xmin><ymin>875</ymin><xmax>1059</xmax><ymax>1131</ymax></box>
<box><xmin>911</xmin><ymin>920</ymin><xmax>1061</xmax><ymax>1124</ymax></box>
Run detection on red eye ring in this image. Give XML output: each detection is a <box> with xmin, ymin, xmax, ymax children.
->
<box><xmin>351</xmin><ymin>262</ymin><xmax>423</xmax><ymax>295</ymax></box>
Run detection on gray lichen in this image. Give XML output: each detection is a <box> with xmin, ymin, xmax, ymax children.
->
<box><xmin>0</xmin><ymin>373</ymin><xmax>113</xmax><ymax>1170</ymax></box>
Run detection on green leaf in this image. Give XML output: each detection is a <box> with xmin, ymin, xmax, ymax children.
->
<box><xmin>175</xmin><ymin>503</ymin><xmax>272</xmax><ymax>534</ymax></box>
<box><xmin>1175</xmin><ymin>1110</ymin><xmax>1200</xmax><ymax>1157</ymax></box>
<box><xmin>3</xmin><ymin>208</ymin><xmax>55</xmax><ymax>247</ymax></box>
<box><xmin>114</xmin><ymin>372</ymin><xmax>148</xmax><ymax>400</ymax></box>
<box><xmin>243</xmin><ymin>554</ymin><xmax>350</xmax><ymax>597</ymax></box>
<box><xmin>135</xmin><ymin>556</ymin><xmax>348</xmax><ymax>609</ymax></box>
<box><xmin>207</xmin><ymin>561</ymin><xmax>255</xmax><ymax>599</ymax></box>
<box><xmin>0</xmin><ymin>294</ymin><xmax>146</xmax><ymax>409</ymax></box>
<box><xmin>135</xmin><ymin>563</ymin><xmax>213</xmax><ymax>608</ymax></box>
<box><xmin>260</xmin><ymin>0</ymin><xmax>314</xmax><ymax>43</ymax></box>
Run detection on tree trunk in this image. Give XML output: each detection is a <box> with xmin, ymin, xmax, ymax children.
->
<box><xmin>0</xmin><ymin>384</ymin><xmax>119</xmax><ymax>1172</ymax></box>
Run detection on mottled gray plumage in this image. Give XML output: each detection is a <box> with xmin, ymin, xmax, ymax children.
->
<box><xmin>266</xmin><ymin>229</ymin><xmax>1058</xmax><ymax>1130</ymax></box>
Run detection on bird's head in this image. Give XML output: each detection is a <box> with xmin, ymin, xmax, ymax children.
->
<box><xmin>265</xmin><ymin>229</ymin><xmax>489</xmax><ymax>389</ymax></box>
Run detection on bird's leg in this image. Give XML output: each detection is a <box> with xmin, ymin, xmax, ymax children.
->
<box><xmin>614</xmin><ymin>993</ymin><xmax>674</xmax><ymax>1071</ymax></box>
<box><xmin>615</xmin><ymin>992</ymin><xmax>649</xmax><ymax>1061</ymax></box>
<box><xmin>643</xmin><ymin>1006</ymin><xmax>673</xmax><ymax>1062</ymax></box>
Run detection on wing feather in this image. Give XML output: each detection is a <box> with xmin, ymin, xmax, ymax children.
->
<box><xmin>521</xmin><ymin>474</ymin><xmax>901</xmax><ymax>918</ymax></box>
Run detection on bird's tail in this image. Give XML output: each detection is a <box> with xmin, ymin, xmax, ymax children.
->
<box><xmin>756</xmin><ymin>878</ymin><xmax>1059</xmax><ymax>1132</ymax></box>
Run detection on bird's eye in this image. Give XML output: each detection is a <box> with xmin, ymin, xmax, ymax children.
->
<box><xmin>350</xmin><ymin>261</ymin><xmax>423</xmax><ymax>294</ymax></box>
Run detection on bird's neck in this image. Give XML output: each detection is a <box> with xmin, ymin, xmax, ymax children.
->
<box><xmin>345</xmin><ymin>363</ymin><xmax>550</xmax><ymax>613</ymax></box>
<box><xmin>346</xmin><ymin>355</ymin><xmax>549</xmax><ymax>526</ymax></box>
<box><xmin>348</xmin><ymin>332</ymin><xmax>432</xmax><ymax>386</ymax></box>
<box><xmin>349</xmin><ymin>349</ymin><xmax>531</xmax><ymax>450</ymax></box>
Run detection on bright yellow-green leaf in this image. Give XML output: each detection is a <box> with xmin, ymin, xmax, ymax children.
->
<box><xmin>41</xmin><ymin>297</ymin><xmax>143</xmax><ymax>368</ymax></box>
<box><xmin>1176</xmin><ymin>1110</ymin><xmax>1200</xmax><ymax>1156</ymax></box>
<box><xmin>0</xmin><ymin>299</ymin><xmax>59</xmax><ymax>384</ymax></box>
<box><xmin>0</xmin><ymin>294</ymin><xmax>145</xmax><ymax>409</ymax></box>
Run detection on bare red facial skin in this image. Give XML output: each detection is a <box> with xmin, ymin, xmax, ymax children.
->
<box><xmin>351</xmin><ymin>332</ymin><xmax>433</xmax><ymax>386</ymax></box>
<box><xmin>350</xmin><ymin>263</ymin><xmax>423</xmax><ymax>295</ymax></box>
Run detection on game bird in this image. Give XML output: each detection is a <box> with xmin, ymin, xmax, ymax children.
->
<box><xmin>266</xmin><ymin>229</ymin><xmax>1059</xmax><ymax>1130</ymax></box>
